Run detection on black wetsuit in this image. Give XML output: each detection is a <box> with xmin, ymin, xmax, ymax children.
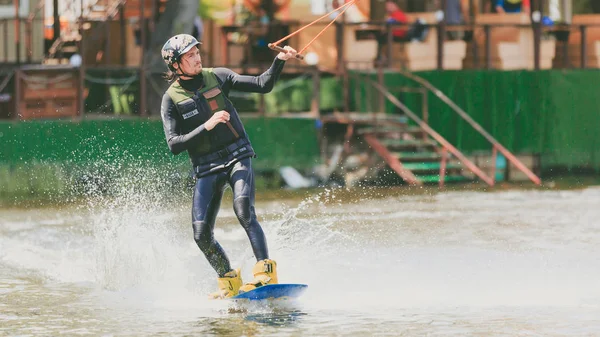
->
<box><xmin>160</xmin><ymin>57</ymin><xmax>285</xmax><ymax>277</ymax></box>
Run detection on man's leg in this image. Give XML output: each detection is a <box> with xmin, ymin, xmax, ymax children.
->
<box><xmin>192</xmin><ymin>171</ymin><xmax>231</xmax><ymax>277</ymax></box>
<box><xmin>228</xmin><ymin>158</ymin><xmax>268</xmax><ymax>261</ymax></box>
<box><xmin>229</xmin><ymin>158</ymin><xmax>277</xmax><ymax>293</ymax></box>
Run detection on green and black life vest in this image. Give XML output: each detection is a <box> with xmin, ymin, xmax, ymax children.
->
<box><xmin>166</xmin><ymin>69</ymin><xmax>254</xmax><ymax>176</ymax></box>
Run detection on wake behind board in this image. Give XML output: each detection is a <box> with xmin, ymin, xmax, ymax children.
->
<box><xmin>231</xmin><ymin>284</ymin><xmax>307</xmax><ymax>301</ymax></box>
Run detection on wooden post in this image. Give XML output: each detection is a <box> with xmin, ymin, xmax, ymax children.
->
<box><xmin>120</xmin><ymin>5</ymin><xmax>126</xmax><ymax>65</ymax></box>
<box><xmin>14</xmin><ymin>69</ymin><xmax>20</xmax><ymax>119</ymax></box>
<box><xmin>139</xmin><ymin>0</ymin><xmax>147</xmax><ymax>116</ymax></box>
<box><xmin>377</xmin><ymin>61</ymin><xmax>384</xmax><ymax>113</ymax></box>
<box><xmin>532</xmin><ymin>0</ymin><xmax>542</xmax><ymax>70</ymax></box>
<box><xmin>105</xmin><ymin>17</ymin><xmax>111</xmax><ymax>65</ymax></box>
<box><xmin>386</xmin><ymin>23</ymin><xmax>393</xmax><ymax>68</ymax></box>
<box><xmin>15</xmin><ymin>0</ymin><xmax>20</xmax><ymax>64</ymax></box>
<box><xmin>580</xmin><ymin>25</ymin><xmax>587</xmax><ymax>68</ymax></box>
<box><xmin>311</xmin><ymin>66</ymin><xmax>320</xmax><ymax>118</ymax></box>
<box><xmin>78</xmin><ymin>18</ymin><xmax>85</xmax><ymax>117</ymax></box>
<box><xmin>437</xmin><ymin>0</ymin><xmax>447</xmax><ymax>70</ymax></box>
<box><xmin>343</xmin><ymin>71</ymin><xmax>350</xmax><ymax>113</ymax></box>
<box><xmin>336</xmin><ymin>20</ymin><xmax>345</xmax><ymax>74</ymax></box>
<box><xmin>3</xmin><ymin>20</ymin><xmax>8</xmax><ymax>61</ymax></box>
<box><xmin>53</xmin><ymin>0</ymin><xmax>60</xmax><ymax>46</ymax></box>
<box><xmin>484</xmin><ymin>25</ymin><xmax>491</xmax><ymax>69</ymax></box>
<box><xmin>25</xmin><ymin>14</ymin><xmax>31</xmax><ymax>63</ymax></box>
<box><xmin>470</xmin><ymin>0</ymin><xmax>479</xmax><ymax>68</ymax></box>
<box><xmin>354</xmin><ymin>72</ymin><xmax>361</xmax><ymax>112</ymax></box>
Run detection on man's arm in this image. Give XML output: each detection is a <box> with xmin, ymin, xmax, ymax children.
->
<box><xmin>213</xmin><ymin>57</ymin><xmax>286</xmax><ymax>94</ymax></box>
<box><xmin>160</xmin><ymin>94</ymin><xmax>207</xmax><ymax>155</ymax></box>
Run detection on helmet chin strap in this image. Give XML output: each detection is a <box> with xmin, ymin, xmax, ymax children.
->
<box><xmin>175</xmin><ymin>61</ymin><xmax>200</xmax><ymax>79</ymax></box>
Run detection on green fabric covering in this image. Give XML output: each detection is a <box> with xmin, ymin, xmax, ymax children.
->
<box><xmin>348</xmin><ymin>69</ymin><xmax>600</xmax><ymax>170</ymax></box>
<box><xmin>0</xmin><ymin>117</ymin><xmax>321</xmax><ymax>170</ymax></box>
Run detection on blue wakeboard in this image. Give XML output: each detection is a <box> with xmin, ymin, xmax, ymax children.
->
<box><xmin>231</xmin><ymin>284</ymin><xmax>308</xmax><ymax>301</ymax></box>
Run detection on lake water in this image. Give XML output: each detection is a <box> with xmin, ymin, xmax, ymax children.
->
<box><xmin>2</xmin><ymin>185</ymin><xmax>599</xmax><ymax>336</ymax></box>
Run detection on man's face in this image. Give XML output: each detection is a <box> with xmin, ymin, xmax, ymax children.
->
<box><xmin>176</xmin><ymin>46</ymin><xmax>202</xmax><ymax>76</ymax></box>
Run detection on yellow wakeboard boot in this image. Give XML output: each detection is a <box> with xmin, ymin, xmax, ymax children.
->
<box><xmin>238</xmin><ymin>259</ymin><xmax>278</xmax><ymax>294</ymax></box>
<box><xmin>208</xmin><ymin>268</ymin><xmax>243</xmax><ymax>299</ymax></box>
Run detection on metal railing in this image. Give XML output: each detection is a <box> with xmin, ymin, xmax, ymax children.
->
<box><xmin>345</xmin><ymin>67</ymin><xmax>542</xmax><ymax>186</ymax></box>
<box><xmin>219</xmin><ymin>19</ymin><xmax>600</xmax><ymax>71</ymax></box>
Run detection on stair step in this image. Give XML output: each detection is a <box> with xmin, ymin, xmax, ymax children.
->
<box><xmin>379</xmin><ymin>138</ymin><xmax>437</xmax><ymax>148</ymax></box>
<box><xmin>357</xmin><ymin>127</ymin><xmax>400</xmax><ymax>135</ymax></box>
<box><xmin>402</xmin><ymin>162</ymin><xmax>463</xmax><ymax>171</ymax></box>
<box><xmin>394</xmin><ymin>151</ymin><xmax>441</xmax><ymax>161</ymax></box>
<box><xmin>358</xmin><ymin>126</ymin><xmax>424</xmax><ymax>135</ymax></box>
<box><xmin>415</xmin><ymin>174</ymin><xmax>471</xmax><ymax>183</ymax></box>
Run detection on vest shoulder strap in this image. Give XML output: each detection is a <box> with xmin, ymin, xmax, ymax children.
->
<box><xmin>166</xmin><ymin>69</ymin><xmax>220</xmax><ymax>104</ymax></box>
<box><xmin>166</xmin><ymin>81</ymin><xmax>194</xmax><ymax>104</ymax></box>
<box><xmin>199</xmin><ymin>68</ymin><xmax>219</xmax><ymax>93</ymax></box>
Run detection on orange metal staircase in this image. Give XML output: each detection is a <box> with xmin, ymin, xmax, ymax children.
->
<box><xmin>329</xmin><ymin>70</ymin><xmax>542</xmax><ymax>187</ymax></box>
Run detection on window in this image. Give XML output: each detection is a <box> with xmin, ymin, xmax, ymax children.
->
<box><xmin>0</xmin><ymin>0</ymin><xmax>29</xmax><ymax>18</ymax></box>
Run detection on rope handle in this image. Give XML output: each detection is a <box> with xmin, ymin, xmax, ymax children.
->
<box><xmin>268</xmin><ymin>43</ymin><xmax>305</xmax><ymax>60</ymax></box>
<box><xmin>269</xmin><ymin>0</ymin><xmax>359</xmax><ymax>61</ymax></box>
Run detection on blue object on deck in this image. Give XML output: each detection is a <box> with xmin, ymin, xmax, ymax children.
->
<box><xmin>496</xmin><ymin>153</ymin><xmax>506</xmax><ymax>182</ymax></box>
<box><xmin>231</xmin><ymin>284</ymin><xmax>308</xmax><ymax>301</ymax></box>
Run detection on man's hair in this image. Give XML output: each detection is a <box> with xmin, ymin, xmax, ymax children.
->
<box><xmin>163</xmin><ymin>69</ymin><xmax>178</xmax><ymax>83</ymax></box>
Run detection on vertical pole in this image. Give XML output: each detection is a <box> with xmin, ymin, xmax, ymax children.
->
<box><xmin>4</xmin><ymin>20</ymin><xmax>8</xmax><ymax>62</ymax></box>
<box><xmin>491</xmin><ymin>145</ymin><xmax>498</xmax><ymax>185</ymax></box>
<box><xmin>311</xmin><ymin>66</ymin><xmax>320</xmax><ymax>118</ymax></box>
<box><xmin>562</xmin><ymin>0</ymin><xmax>571</xmax><ymax>23</ymax></box>
<box><xmin>386</xmin><ymin>23</ymin><xmax>392</xmax><ymax>67</ymax></box>
<box><xmin>421</xmin><ymin>88</ymin><xmax>428</xmax><ymax>142</ymax></box>
<box><xmin>532</xmin><ymin>0</ymin><xmax>542</xmax><ymax>70</ymax></box>
<box><xmin>26</xmin><ymin>16</ymin><xmax>31</xmax><ymax>63</ymax></box>
<box><xmin>580</xmin><ymin>25</ymin><xmax>587</xmax><ymax>68</ymax></box>
<box><xmin>53</xmin><ymin>0</ymin><xmax>60</xmax><ymax>46</ymax></box>
<box><xmin>468</xmin><ymin>0</ymin><xmax>475</xmax><ymax>20</ymax></box>
<box><xmin>439</xmin><ymin>147</ymin><xmax>447</xmax><ymax>188</ymax></box>
<box><xmin>437</xmin><ymin>0</ymin><xmax>447</xmax><ymax>70</ymax></box>
<box><xmin>484</xmin><ymin>24</ymin><xmax>491</xmax><ymax>69</ymax></box>
<box><xmin>354</xmin><ymin>73</ymin><xmax>361</xmax><ymax>112</ymax></box>
<box><xmin>78</xmin><ymin>18</ymin><xmax>85</xmax><ymax>116</ymax></box>
<box><xmin>150</xmin><ymin>0</ymin><xmax>157</xmax><ymax>32</ymax></box>
<box><xmin>336</xmin><ymin>19</ymin><xmax>345</xmax><ymax>74</ymax></box>
<box><xmin>139</xmin><ymin>0</ymin><xmax>147</xmax><ymax>115</ymax></box>
<box><xmin>377</xmin><ymin>61</ymin><xmax>384</xmax><ymax>113</ymax></box>
<box><xmin>105</xmin><ymin>15</ymin><xmax>111</xmax><ymax>65</ymax></box>
<box><xmin>469</xmin><ymin>0</ymin><xmax>479</xmax><ymax>68</ymax></box>
<box><xmin>562</xmin><ymin>36</ymin><xmax>568</xmax><ymax>68</ymax></box>
<box><xmin>15</xmin><ymin>0</ymin><xmax>20</xmax><ymax>64</ymax></box>
<box><xmin>343</xmin><ymin>71</ymin><xmax>349</xmax><ymax>113</ymax></box>
<box><xmin>120</xmin><ymin>4</ymin><xmax>126</xmax><ymax>65</ymax></box>
<box><xmin>222</xmin><ymin>29</ymin><xmax>229</xmax><ymax>66</ymax></box>
<box><xmin>14</xmin><ymin>69</ymin><xmax>21</xmax><ymax>119</ymax></box>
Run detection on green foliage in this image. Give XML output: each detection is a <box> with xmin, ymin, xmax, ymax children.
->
<box><xmin>261</xmin><ymin>75</ymin><xmax>344</xmax><ymax>115</ymax></box>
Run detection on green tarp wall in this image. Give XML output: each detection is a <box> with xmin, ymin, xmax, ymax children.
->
<box><xmin>349</xmin><ymin>70</ymin><xmax>600</xmax><ymax>170</ymax></box>
<box><xmin>2</xmin><ymin>69</ymin><xmax>599</xmax><ymax>172</ymax></box>
<box><xmin>0</xmin><ymin>117</ymin><xmax>321</xmax><ymax>171</ymax></box>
